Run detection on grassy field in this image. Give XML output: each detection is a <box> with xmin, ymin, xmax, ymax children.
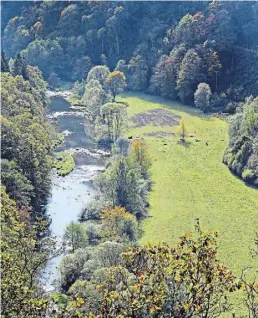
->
<box><xmin>119</xmin><ymin>92</ymin><xmax>258</xmax><ymax>314</ymax></box>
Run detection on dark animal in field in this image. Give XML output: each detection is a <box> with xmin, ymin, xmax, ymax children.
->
<box><xmin>128</xmin><ymin>136</ymin><xmax>133</xmax><ymax>139</ymax></box>
<box><xmin>206</xmin><ymin>141</ymin><xmax>209</xmax><ymax>146</ymax></box>
<box><xmin>195</xmin><ymin>138</ymin><xmax>200</xmax><ymax>142</ymax></box>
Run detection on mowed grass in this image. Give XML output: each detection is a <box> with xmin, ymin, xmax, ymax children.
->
<box><xmin>119</xmin><ymin>91</ymin><xmax>258</xmax><ymax>280</ymax></box>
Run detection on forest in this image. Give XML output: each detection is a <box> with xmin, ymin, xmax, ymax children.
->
<box><xmin>1</xmin><ymin>1</ymin><xmax>258</xmax><ymax>317</ymax></box>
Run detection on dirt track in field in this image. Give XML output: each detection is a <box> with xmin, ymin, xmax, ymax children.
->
<box><xmin>130</xmin><ymin>108</ymin><xmax>181</xmax><ymax>128</ymax></box>
<box><xmin>143</xmin><ymin>131</ymin><xmax>175</xmax><ymax>138</ymax></box>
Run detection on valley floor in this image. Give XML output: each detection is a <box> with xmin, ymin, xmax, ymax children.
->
<box><xmin>119</xmin><ymin>92</ymin><xmax>258</xmax><ymax>315</ymax></box>
<box><xmin>119</xmin><ymin>91</ymin><xmax>258</xmax><ymax>278</ymax></box>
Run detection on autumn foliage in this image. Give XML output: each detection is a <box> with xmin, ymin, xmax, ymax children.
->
<box><xmin>100</xmin><ymin>206</ymin><xmax>138</xmax><ymax>242</ymax></box>
<box><xmin>130</xmin><ymin>139</ymin><xmax>151</xmax><ymax>177</ymax></box>
<box><xmin>97</xmin><ymin>227</ymin><xmax>236</xmax><ymax>317</ymax></box>
<box><xmin>105</xmin><ymin>71</ymin><xmax>127</xmax><ymax>101</ymax></box>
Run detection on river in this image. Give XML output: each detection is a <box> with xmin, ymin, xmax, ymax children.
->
<box><xmin>45</xmin><ymin>93</ymin><xmax>107</xmax><ymax>291</ymax></box>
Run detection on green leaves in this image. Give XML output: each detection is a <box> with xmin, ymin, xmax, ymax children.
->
<box><xmin>224</xmin><ymin>97</ymin><xmax>258</xmax><ymax>187</ymax></box>
<box><xmin>1</xmin><ymin>73</ymin><xmax>54</xmax><ymax>213</ymax></box>
<box><xmin>1</xmin><ymin>187</ymin><xmax>54</xmax><ymax>317</ymax></box>
<box><xmin>105</xmin><ymin>71</ymin><xmax>127</xmax><ymax>101</ymax></box>
<box><xmin>100</xmin><ymin>102</ymin><xmax>128</xmax><ymax>142</ymax></box>
<box><xmin>53</xmin><ymin>152</ymin><xmax>75</xmax><ymax>176</ymax></box>
<box><xmin>98</xmin><ymin>228</ymin><xmax>236</xmax><ymax>317</ymax></box>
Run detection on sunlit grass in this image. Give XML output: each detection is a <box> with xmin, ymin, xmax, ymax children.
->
<box><xmin>118</xmin><ymin>91</ymin><xmax>258</xmax><ymax>316</ymax></box>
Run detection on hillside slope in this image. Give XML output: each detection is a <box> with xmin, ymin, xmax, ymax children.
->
<box><xmin>119</xmin><ymin>92</ymin><xmax>258</xmax><ymax>277</ymax></box>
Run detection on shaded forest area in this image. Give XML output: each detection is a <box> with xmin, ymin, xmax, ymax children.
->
<box><xmin>2</xmin><ymin>1</ymin><xmax>258</xmax><ymax>104</ymax></box>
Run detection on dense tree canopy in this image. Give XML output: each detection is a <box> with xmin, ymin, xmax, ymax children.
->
<box><xmin>1</xmin><ymin>187</ymin><xmax>54</xmax><ymax>317</ymax></box>
<box><xmin>1</xmin><ymin>2</ymin><xmax>258</xmax><ymax>316</ymax></box>
<box><xmin>1</xmin><ymin>53</ymin><xmax>58</xmax><ymax>317</ymax></box>
<box><xmin>224</xmin><ymin>97</ymin><xmax>258</xmax><ymax>186</ymax></box>
<box><xmin>2</xmin><ymin>1</ymin><xmax>257</xmax><ymax>106</ymax></box>
<box><xmin>1</xmin><ymin>72</ymin><xmax>55</xmax><ymax>216</ymax></box>
<box><xmin>97</xmin><ymin>229</ymin><xmax>236</xmax><ymax>318</ymax></box>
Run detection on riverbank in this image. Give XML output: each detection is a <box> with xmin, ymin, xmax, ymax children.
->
<box><xmin>45</xmin><ymin>92</ymin><xmax>108</xmax><ymax>290</ymax></box>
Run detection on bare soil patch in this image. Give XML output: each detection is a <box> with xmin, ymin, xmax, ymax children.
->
<box><xmin>130</xmin><ymin>108</ymin><xmax>181</xmax><ymax>127</ymax></box>
<box><xmin>144</xmin><ymin>131</ymin><xmax>175</xmax><ymax>138</ymax></box>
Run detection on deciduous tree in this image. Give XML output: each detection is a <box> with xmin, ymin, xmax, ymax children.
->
<box><xmin>129</xmin><ymin>139</ymin><xmax>151</xmax><ymax>177</ymax></box>
<box><xmin>86</xmin><ymin>65</ymin><xmax>110</xmax><ymax>87</ymax></box>
<box><xmin>63</xmin><ymin>222</ymin><xmax>88</xmax><ymax>253</ymax></box>
<box><xmin>177</xmin><ymin>49</ymin><xmax>202</xmax><ymax>103</ymax></box>
<box><xmin>1</xmin><ymin>187</ymin><xmax>54</xmax><ymax>317</ymax></box>
<box><xmin>98</xmin><ymin>228</ymin><xmax>236</xmax><ymax>317</ymax></box>
<box><xmin>105</xmin><ymin>71</ymin><xmax>127</xmax><ymax>101</ymax></box>
<box><xmin>177</xmin><ymin>118</ymin><xmax>187</xmax><ymax>142</ymax></box>
<box><xmin>100</xmin><ymin>206</ymin><xmax>138</xmax><ymax>242</ymax></box>
<box><xmin>101</xmin><ymin>102</ymin><xmax>128</xmax><ymax>142</ymax></box>
<box><xmin>194</xmin><ymin>82</ymin><xmax>212</xmax><ymax>113</ymax></box>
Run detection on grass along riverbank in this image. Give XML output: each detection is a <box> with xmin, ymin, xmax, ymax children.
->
<box><xmin>53</xmin><ymin>152</ymin><xmax>75</xmax><ymax>176</ymax></box>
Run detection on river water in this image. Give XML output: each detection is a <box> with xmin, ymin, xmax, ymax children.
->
<box><xmin>45</xmin><ymin>94</ymin><xmax>107</xmax><ymax>291</ymax></box>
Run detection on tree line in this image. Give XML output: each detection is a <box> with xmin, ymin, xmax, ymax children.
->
<box><xmin>2</xmin><ymin>1</ymin><xmax>258</xmax><ymax>108</ymax></box>
<box><xmin>223</xmin><ymin>97</ymin><xmax>258</xmax><ymax>187</ymax></box>
<box><xmin>1</xmin><ymin>54</ymin><xmax>59</xmax><ymax>316</ymax></box>
<box><xmin>1</xmin><ymin>55</ymin><xmax>56</xmax><ymax>217</ymax></box>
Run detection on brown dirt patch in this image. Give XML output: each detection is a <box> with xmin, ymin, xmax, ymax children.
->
<box><xmin>143</xmin><ymin>131</ymin><xmax>175</xmax><ymax>138</ymax></box>
<box><xmin>130</xmin><ymin>109</ymin><xmax>181</xmax><ymax>128</ymax></box>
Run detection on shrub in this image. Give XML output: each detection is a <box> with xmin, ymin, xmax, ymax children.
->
<box><xmin>53</xmin><ymin>152</ymin><xmax>75</xmax><ymax>176</ymax></box>
<box><xmin>85</xmin><ymin>223</ymin><xmax>101</xmax><ymax>245</ymax></box>
<box><xmin>242</xmin><ymin>169</ymin><xmax>255</xmax><ymax>182</ymax></box>
<box><xmin>79</xmin><ymin>199</ymin><xmax>106</xmax><ymax>221</ymax></box>
<box><xmin>100</xmin><ymin>206</ymin><xmax>139</xmax><ymax>242</ymax></box>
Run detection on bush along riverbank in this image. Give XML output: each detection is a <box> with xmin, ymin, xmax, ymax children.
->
<box><xmin>53</xmin><ymin>152</ymin><xmax>75</xmax><ymax>177</ymax></box>
<box><xmin>223</xmin><ymin>96</ymin><xmax>258</xmax><ymax>187</ymax></box>
<box><xmin>47</xmin><ymin>136</ymin><xmax>153</xmax><ymax>310</ymax></box>
<box><xmin>47</xmin><ymin>72</ymin><xmax>154</xmax><ymax>311</ymax></box>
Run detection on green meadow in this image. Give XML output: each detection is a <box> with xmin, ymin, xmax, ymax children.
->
<box><xmin>119</xmin><ymin>92</ymin><xmax>258</xmax><ymax>278</ymax></box>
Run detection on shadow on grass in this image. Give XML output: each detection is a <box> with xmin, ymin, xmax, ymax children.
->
<box><xmin>120</xmin><ymin>91</ymin><xmax>217</xmax><ymax>122</ymax></box>
<box><xmin>225</xmin><ymin>164</ymin><xmax>258</xmax><ymax>191</ymax></box>
<box><xmin>177</xmin><ymin>140</ymin><xmax>192</xmax><ymax>148</ymax></box>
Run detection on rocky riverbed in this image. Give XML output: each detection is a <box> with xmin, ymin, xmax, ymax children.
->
<box><xmin>44</xmin><ymin>91</ymin><xmax>108</xmax><ymax>291</ymax></box>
